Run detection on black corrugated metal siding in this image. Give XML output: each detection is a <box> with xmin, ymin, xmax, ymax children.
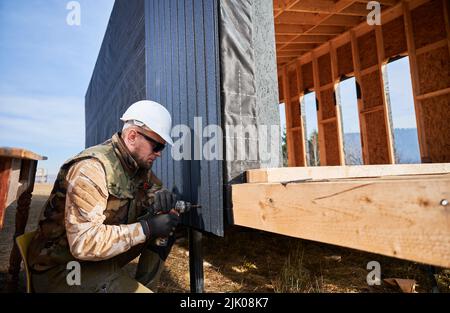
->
<box><xmin>145</xmin><ymin>0</ymin><xmax>223</xmax><ymax>236</ymax></box>
<box><xmin>85</xmin><ymin>0</ymin><xmax>146</xmax><ymax>147</ymax></box>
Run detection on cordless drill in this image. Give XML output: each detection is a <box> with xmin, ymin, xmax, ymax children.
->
<box><xmin>155</xmin><ymin>200</ymin><xmax>201</xmax><ymax>246</ymax></box>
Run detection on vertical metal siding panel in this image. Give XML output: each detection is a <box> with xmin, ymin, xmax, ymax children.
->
<box><xmin>155</xmin><ymin>0</ymin><xmax>164</xmax><ymax>180</ymax></box>
<box><xmin>164</xmin><ymin>0</ymin><xmax>173</xmax><ymax>191</ymax></box>
<box><xmin>86</xmin><ymin>0</ymin><xmax>146</xmax><ymax>147</ymax></box>
<box><xmin>170</xmin><ymin>0</ymin><xmax>181</xmax><ymax>196</ymax></box>
<box><xmin>178</xmin><ymin>1</ymin><xmax>192</xmax><ymax>205</ymax></box>
<box><xmin>184</xmin><ymin>0</ymin><xmax>197</xmax><ymax>227</ymax></box>
<box><xmin>194</xmin><ymin>0</ymin><xmax>211</xmax><ymax>232</ymax></box>
<box><xmin>203</xmin><ymin>0</ymin><xmax>222</xmax><ymax>235</ymax></box>
<box><xmin>144</xmin><ymin>0</ymin><xmax>222</xmax><ymax>235</ymax></box>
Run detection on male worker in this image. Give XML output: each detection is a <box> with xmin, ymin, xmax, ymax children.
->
<box><xmin>28</xmin><ymin>100</ymin><xmax>180</xmax><ymax>293</ymax></box>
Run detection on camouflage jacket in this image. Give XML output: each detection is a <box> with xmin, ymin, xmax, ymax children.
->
<box><xmin>28</xmin><ymin>133</ymin><xmax>163</xmax><ymax>271</ymax></box>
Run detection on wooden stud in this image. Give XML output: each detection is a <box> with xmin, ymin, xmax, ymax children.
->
<box><xmin>375</xmin><ymin>24</ymin><xmax>395</xmax><ymax>164</ymax></box>
<box><xmin>330</xmin><ymin>41</ymin><xmax>346</xmax><ymax>165</ymax></box>
<box><xmin>403</xmin><ymin>1</ymin><xmax>429</xmax><ymax>162</ymax></box>
<box><xmin>350</xmin><ymin>30</ymin><xmax>370</xmax><ymax>164</ymax></box>
<box><xmin>415</xmin><ymin>39</ymin><xmax>448</xmax><ymax>55</ymax></box>
<box><xmin>295</xmin><ymin>59</ymin><xmax>307</xmax><ymax>166</ymax></box>
<box><xmin>443</xmin><ymin>0</ymin><xmax>450</xmax><ymax>57</ymax></box>
<box><xmin>281</xmin><ymin>66</ymin><xmax>296</xmax><ymax>167</ymax></box>
<box><xmin>416</xmin><ymin>87</ymin><xmax>450</xmax><ymax>101</ymax></box>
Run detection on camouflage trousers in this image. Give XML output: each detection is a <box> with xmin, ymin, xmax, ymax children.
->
<box><xmin>31</xmin><ymin>243</ymin><xmax>164</xmax><ymax>293</ymax></box>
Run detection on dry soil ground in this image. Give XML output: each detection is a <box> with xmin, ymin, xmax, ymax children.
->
<box><xmin>1</xmin><ymin>183</ymin><xmax>449</xmax><ymax>293</ymax></box>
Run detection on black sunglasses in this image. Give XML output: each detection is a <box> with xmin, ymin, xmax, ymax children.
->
<box><xmin>137</xmin><ymin>131</ymin><xmax>166</xmax><ymax>153</ymax></box>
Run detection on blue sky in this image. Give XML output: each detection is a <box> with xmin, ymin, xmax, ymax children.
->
<box><xmin>0</xmin><ymin>0</ymin><xmax>114</xmax><ymax>175</ymax></box>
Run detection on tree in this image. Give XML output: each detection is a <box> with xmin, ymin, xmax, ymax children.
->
<box><xmin>281</xmin><ymin>130</ymin><xmax>288</xmax><ymax>167</ymax></box>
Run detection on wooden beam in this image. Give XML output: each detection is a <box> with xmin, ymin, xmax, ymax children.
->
<box><xmin>290</xmin><ymin>0</ymin><xmax>338</xmax><ymax>13</ymax></box>
<box><xmin>278</xmin><ymin>0</ymin><xmax>357</xmax><ymax>52</ymax></box>
<box><xmin>281</xmin><ymin>66</ymin><xmax>297</xmax><ymax>167</ymax></box>
<box><xmin>295</xmin><ymin>59</ymin><xmax>308</xmax><ymax>166</ymax></box>
<box><xmin>277</xmin><ymin>35</ymin><xmax>333</xmax><ymax>44</ymax></box>
<box><xmin>274</xmin><ymin>0</ymin><xmax>302</xmax><ymax>18</ymax></box>
<box><xmin>246</xmin><ymin>163</ymin><xmax>450</xmax><ymax>183</ymax></box>
<box><xmin>445</xmin><ymin>0</ymin><xmax>450</xmax><ymax>57</ymax></box>
<box><xmin>416</xmin><ymin>87</ymin><xmax>450</xmax><ymax>101</ymax></box>
<box><xmin>375</xmin><ymin>25</ymin><xmax>395</xmax><ymax>164</ymax></box>
<box><xmin>403</xmin><ymin>1</ymin><xmax>429</xmax><ymax>162</ymax></box>
<box><xmin>276</xmin><ymin>11</ymin><xmax>331</xmax><ymax>25</ymax></box>
<box><xmin>232</xmin><ymin>174</ymin><xmax>450</xmax><ymax>268</ymax></box>
<box><xmin>291</xmin><ymin>1</ymin><xmax>369</xmax><ymax>16</ymax></box>
<box><xmin>277</xmin><ymin>0</ymin><xmax>405</xmax><ymax>72</ymax></box>
<box><xmin>278</xmin><ymin>50</ymin><xmax>308</xmax><ymax>57</ymax></box>
<box><xmin>330</xmin><ymin>41</ymin><xmax>346</xmax><ymax>165</ymax></box>
<box><xmin>281</xmin><ymin>43</ymin><xmax>318</xmax><ymax>50</ymax></box>
<box><xmin>355</xmin><ymin>0</ymin><xmax>398</xmax><ymax>6</ymax></box>
<box><xmin>350</xmin><ymin>30</ymin><xmax>370</xmax><ymax>164</ymax></box>
<box><xmin>415</xmin><ymin>39</ymin><xmax>448</xmax><ymax>55</ymax></box>
<box><xmin>0</xmin><ymin>148</ymin><xmax>47</xmax><ymax>161</ymax></box>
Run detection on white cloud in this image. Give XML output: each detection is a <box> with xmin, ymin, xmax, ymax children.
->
<box><xmin>0</xmin><ymin>95</ymin><xmax>85</xmax><ymax>148</ymax></box>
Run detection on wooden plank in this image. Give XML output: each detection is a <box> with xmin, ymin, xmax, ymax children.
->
<box><xmin>416</xmin><ymin>87</ymin><xmax>450</xmax><ymax>101</ymax></box>
<box><xmin>5</xmin><ymin>159</ymin><xmax>22</xmax><ymax>208</ymax></box>
<box><xmin>274</xmin><ymin>0</ymin><xmax>302</xmax><ymax>18</ymax></box>
<box><xmin>0</xmin><ymin>148</ymin><xmax>46</xmax><ymax>161</ymax></box>
<box><xmin>278</xmin><ymin>35</ymin><xmax>333</xmax><ymax>44</ymax></box>
<box><xmin>360</xmin><ymin>105</ymin><xmax>384</xmax><ymax>115</ymax></box>
<box><xmin>415</xmin><ymin>39</ymin><xmax>448</xmax><ymax>55</ymax></box>
<box><xmin>0</xmin><ymin>157</ymin><xmax>12</xmax><ymax>229</ymax></box>
<box><xmin>276</xmin><ymin>11</ymin><xmax>331</xmax><ymax>25</ymax></box>
<box><xmin>246</xmin><ymin>163</ymin><xmax>450</xmax><ymax>183</ymax></box>
<box><xmin>232</xmin><ymin>174</ymin><xmax>450</xmax><ymax>268</ymax></box>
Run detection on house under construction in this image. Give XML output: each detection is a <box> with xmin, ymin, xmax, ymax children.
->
<box><xmin>86</xmin><ymin>0</ymin><xmax>450</xmax><ymax>291</ymax></box>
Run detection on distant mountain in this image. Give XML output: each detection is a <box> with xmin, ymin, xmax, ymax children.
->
<box><xmin>343</xmin><ymin>128</ymin><xmax>421</xmax><ymax>164</ymax></box>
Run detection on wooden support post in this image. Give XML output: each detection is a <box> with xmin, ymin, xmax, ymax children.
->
<box><xmin>375</xmin><ymin>25</ymin><xmax>395</xmax><ymax>164</ymax></box>
<box><xmin>350</xmin><ymin>30</ymin><xmax>370</xmax><ymax>164</ymax></box>
<box><xmin>445</xmin><ymin>0</ymin><xmax>450</xmax><ymax>56</ymax></box>
<box><xmin>295</xmin><ymin>59</ymin><xmax>307</xmax><ymax>166</ymax></box>
<box><xmin>7</xmin><ymin>159</ymin><xmax>37</xmax><ymax>292</ymax></box>
<box><xmin>403</xmin><ymin>1</ymin><xmax>429</xmax><ymax>162</ymax></box>
<box><xmin>329</xmin><ymin>41</ymin><xmax>346</xmax><ymax>165</ymax></box>
<box><xmin>189</xmin><ymin>228</ymin><xmax>204</xmax><ymax>293</ymax></box>
<box><xmin>282</xmin><ymin>66</ymin><xmax>296</xmax><ymax>167</ymax></box>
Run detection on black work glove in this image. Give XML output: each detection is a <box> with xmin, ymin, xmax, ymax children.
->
<box><xmin>140</xmin><ymin>212</ymin><xmax>180</xmax><ymax>239</ymax></box>
<box><xmin>147</xmin><ymin>234</ymin><xmax>176</xmax><ymax>261</ymax></box>
<box><xmin>153</xmin><ymin>189</ymin><xmax>177</xmax><ymax>214</ymax></box>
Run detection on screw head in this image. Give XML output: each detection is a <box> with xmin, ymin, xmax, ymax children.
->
<box><xmin>441</xmin><ymin>199</ymin><xmax>449</xmax><ymax>206</ymax></box>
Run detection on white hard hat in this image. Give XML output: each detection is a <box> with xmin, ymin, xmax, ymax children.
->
<box><xmin>120</xmin><ymin>100</ymin><xmax>174</xmax><ymax>145</ymax></box>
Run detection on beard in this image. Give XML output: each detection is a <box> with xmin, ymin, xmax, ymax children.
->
<box><xmin>131</xmin><ymin>150</ymin><xmax>153</xmax><ymax>170</ymax></box>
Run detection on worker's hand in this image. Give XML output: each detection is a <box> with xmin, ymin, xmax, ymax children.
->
<box><xmin>143</xmin><ymin>212</ymin><xmax>179</xmax><ymax>239</ymax></box>
<box><xmin>147</xmin><ymin>234</ymin><xmax>176</xmax><ymax>261</ymax></box>
<box><xmin>153</xmin><ymin>189</ymin><xmax>177</xmax><ymax>214</ymax></box>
